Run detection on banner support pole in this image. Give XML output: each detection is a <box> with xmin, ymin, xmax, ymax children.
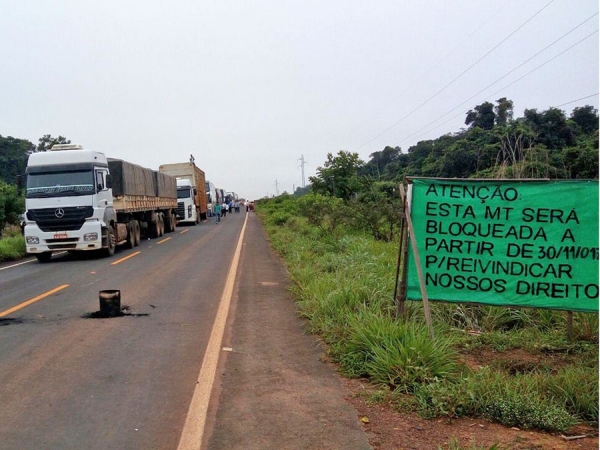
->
<box><xmin>399</xmin><ymin>184</ymin><xmax>434</xmax><ymax>339</ymax></box>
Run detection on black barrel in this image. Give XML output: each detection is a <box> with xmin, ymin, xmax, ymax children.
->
<box><xmin>99</xmin><ymin>290</ymin><xmax>121</xmax><ymax>317</ymax></box>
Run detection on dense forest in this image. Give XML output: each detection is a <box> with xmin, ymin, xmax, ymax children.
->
<box><xmin>309</xmin><ymin>100</ymin><xmax>598</xmax><ymax>196</ymax></box>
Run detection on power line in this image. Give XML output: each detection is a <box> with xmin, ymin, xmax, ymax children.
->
<box><xmin>354</xmin><ymin>0</ymin><xmax>556</xmax><ymax>152</ymax></box>
<box><xmin>554</xmin><ymin>93</ymin><xmax>599</xmax><ymax>108</ymax></box>
<box><xmin>399</xmin><ymin>28</ymin><xmax>599</xmax><ymax>146</ymax></box>
<box><xmin>397</xmin><ymin>12</ymin><xmax>599</xmax><ymax>145</ymax></box>
<box><xmin>350</xmin><ymin>1</ymin><xmax>513</xmax><ymax>132</ymax></box>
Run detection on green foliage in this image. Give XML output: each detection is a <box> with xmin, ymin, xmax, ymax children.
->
<box><xmin>296</xmin><ymin>193</ymin><xmax>347</xmax><ymax>235</ymax></box>
<box><xmin>465</xmin><ymin>101</ymin><xmax>496</xmax><ymax>130</ymax></box>
<box><xmin>342</xmin><ymin>317</ymin><xmax>459</xmax><ymax>392</ymax></box>
<box><xmin>439</xmin><ymin>437</ymin><xmax>503</xmax><ymax>450</ymax></box>
<box><xmin>0</xmin><ymin>180</ymin><xmax>24</xmax><ymax>231</ymax></box>
<box><xmin>309</xmin><ymin>150</ymin><xmax>365</xmax><ymax>201</ymax></box>
<box><xmin>0</xmin><ymin>135</ymin><xmax>34</xmax><ymax>184</ymax></box>
<box><xmin>347</xmin><ymin>181</ymin><xmax>401</xmax><ymax>241</ymax></box>
<box><xmin>482</xmin><ymin>394</ymin><xmax>575</xmax><ymax>432</ymax></box>
<box><xmin>36</xmin><ymin>134</ymin><xmax>71</xmax><ymax>152</ymax></box>
<box><xmin>0</xmin><ymin>235</ymin><xmax>26</xmax><ymax>261</ymax></box>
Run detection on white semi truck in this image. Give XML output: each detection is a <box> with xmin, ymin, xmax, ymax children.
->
<box><xmin>23</xmin><ymin>144</ymin><xmax>177</xmax><ymax>262</ymax></box>
<box><xmin>205</xmin><ymin>180</ymin><xmax>218</xmax><ymax>217</ymax></box>
<box><xmin>158</xmin><ymin>162</ymin><xmax>208</xmax><ymax>225</ymax></box>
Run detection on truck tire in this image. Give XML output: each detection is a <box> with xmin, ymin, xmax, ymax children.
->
<box><xmin>35</xmin><ymin>252</ymin><xmax>53</xmax><ymax>263</ymax></box>
<box><xmin>103</xmin><ymin>226</ymin><xmax>116</xmax><ymax>257</ymax></box>
<box><xmin>158</xmin><ymin>214</ymin><xmax>165</xmax><ymax>237</ymax></box>
<box><xmin>132</xmin><ymin>220</ymin><xmax>141</xmax><ymax>246</ymax></box>
<box><xmin>165</xmin><ymin>211</ymin><xmax>175</xmax><ymax>233</ymax></box>
<box><xmin>150</xmin><ymin>220</ymin><xmax>160</xmax><ymax>239</ymax></box>
<box><xmin>126</xmin><ymin>222</ymin><xmax>135</xmax><ymax>249</ymax></box>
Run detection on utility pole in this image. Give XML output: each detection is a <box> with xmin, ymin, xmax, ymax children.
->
<box><xmin>274</xmin><ymin>179</ymin><xmax>279</xmax><ymax>196</ymax></box>
<box><xmin>298</xmin><ymin>154</ymin><xmax>307</xmax><ymax>188</ymax></box>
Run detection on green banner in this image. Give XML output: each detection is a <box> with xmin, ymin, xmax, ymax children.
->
<box><xmin>407</xmin><ymin>179</ymin><xmax>599</xmax><ymax>312</ymax></box>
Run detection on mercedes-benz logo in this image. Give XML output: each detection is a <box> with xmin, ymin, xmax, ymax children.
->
<box><xmin>55</xmin><ymin>208</ymin><xmax>65</xmax><ymax>218</ymax></box>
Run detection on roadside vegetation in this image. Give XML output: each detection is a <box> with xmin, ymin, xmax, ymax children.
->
<box><xmin>257</xmin><ymin>194</ymin><xmax>598</xmax><ymax>434</ymax></box>
<box><xmin>255</xmin><ymin>101</ymin><xmax>598</xmax><ymax>437</ymax></box>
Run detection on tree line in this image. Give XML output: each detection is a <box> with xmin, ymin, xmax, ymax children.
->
<box><xmin>295</xmin><ymin>100</ymin><xmax>598</xmax><ymax>241</ymax></box>
<box><xmin>0</xmin><ymin>134</ymin><xmax>70</xmax><ymax>231</ymax></box>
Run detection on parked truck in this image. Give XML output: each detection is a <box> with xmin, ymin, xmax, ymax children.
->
<box><xmin>158</xmin><ymin>162</ymin><xmax>208</xmax><ymax>224</ymax></box>
<box><xmin>23</xmin><ymin>144</ymin><xmax>177</xmax><ymax>262</ymax></box>
<box><xmin>205</xmin><ymin>180</ymin><xmax>217</xmax><ymax>217</ymax></box>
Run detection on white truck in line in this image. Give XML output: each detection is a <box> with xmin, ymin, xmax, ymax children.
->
<box><xmin>23</xmin><ymin>144</ymin><xmax>177</xmax><ymax>262</ymax></box>
<box><xmin>158</xmin><ymin>162</ymin><xmax>208</xmax><ymax>225</ymax></box>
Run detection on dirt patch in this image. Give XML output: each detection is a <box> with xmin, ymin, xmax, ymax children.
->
<box><xmin>460</xmin><ymin>347</ymin><xmax>579</xmax><ymax>374</ymax></box>
<box><xmin>317</xmin><ymin>345</ymin><xmax>598</xmax><ymax>449</ymax></box>
<box><xmin>342</xmin><ymin>377</ymin><xmax>598</xmax><ymax>450</ymax></box>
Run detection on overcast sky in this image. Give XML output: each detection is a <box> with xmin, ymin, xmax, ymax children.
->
<box><xmin>1</xmin><ymin>1</ymin><xmax>598</xmax><ymax>200</ymax></box>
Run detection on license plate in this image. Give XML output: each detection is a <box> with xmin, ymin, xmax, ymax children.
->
<box><xmin>53</xmin><ymin>233</ymin><xmax>68</xmax><ymax>239</ymax></box>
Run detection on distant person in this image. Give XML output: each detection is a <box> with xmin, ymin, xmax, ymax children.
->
<box><xmin>214</xmin><ymin>203</ymin><xmax>222</xmax><ymax>223</ymax></box>
<box><xmin>222</xmin><ymin>202</ymin><xmax>227</xmax><ymax>217</ymax></box>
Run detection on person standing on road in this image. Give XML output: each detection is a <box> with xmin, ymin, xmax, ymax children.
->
<box><xmin>214</xmin><ymin>203</ymin><xmax>222</xmax><ymax>223</ymax></box>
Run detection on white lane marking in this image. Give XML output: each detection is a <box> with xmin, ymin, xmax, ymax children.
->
<box><xmin>0</xmin><ymin>259</ymin><xmax>36</xmax><ymax>271</ymax></box>
<box><xmin>177</xmin><ymin>213</ymin><xmax>248</xmax><ymax>450</ymax></box>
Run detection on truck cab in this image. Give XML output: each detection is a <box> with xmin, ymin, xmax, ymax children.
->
<box><xmin>24</xmin><ymin>144</ymin><xmax>115</xmax><ymax>262</ymax></box>
<box><xmin>175</xmin><ymin>179</ymin><xmax>200</xmax><ymax>224</ymax></box>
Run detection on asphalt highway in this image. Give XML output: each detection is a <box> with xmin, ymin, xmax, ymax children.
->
<box><xmin>0</xmin><ymin>211</ymin><xmax>371</xmax><ymax>450</ymax></box>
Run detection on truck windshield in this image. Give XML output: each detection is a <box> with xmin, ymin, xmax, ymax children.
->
<box><xmin>177</xmin><ymin>188</ymin><xmax>191</xmax><ymax>199</ymax></box>
<box><xmin>26</xmin><ymin>170</ymin><xmax>94</xmax><ymax>198</ymax></box>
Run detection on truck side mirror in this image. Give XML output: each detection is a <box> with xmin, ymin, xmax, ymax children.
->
<box><xmin>106</xmin><ymin>174</ymin><xmax>112</xmax><ymax>189</ymax></box>
<box><xmin>193</xmin><ymin>188</ymin><xmax>198</xmax><ymax>195</ymax></box>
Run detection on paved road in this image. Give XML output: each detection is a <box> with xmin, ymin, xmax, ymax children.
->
<box><xmin>0</xmin><ymin>212</ymin><xmax>371</xmax><ymax>449</ymax></box>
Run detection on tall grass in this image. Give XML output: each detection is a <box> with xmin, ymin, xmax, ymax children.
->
<box><xmin>0</xmin><ymin>233</ymin><xmax>26</xmax><ymax>261</ymax></box>
<box><xmin>256</xmin><ymin>197</ymin><xmax>599</xmax><ymax>432</ymax></box>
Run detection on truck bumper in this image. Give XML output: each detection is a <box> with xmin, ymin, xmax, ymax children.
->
<box><xmin>25</xmin><ymin>222</ymin><xmax>104</xmax><ymax>253</ymax></box>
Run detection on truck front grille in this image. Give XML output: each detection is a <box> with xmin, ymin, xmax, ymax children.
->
<box><xmin>176</xmin><ymin>202</ymin><xmax>185</xmax><ymax>219</ymax></box>
<box><xmin>27</xmin><ymin>207</ymin><xmax>94</xmax><ymax>232</ymax></box>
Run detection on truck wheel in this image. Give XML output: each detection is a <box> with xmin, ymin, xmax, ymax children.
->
<box><xmin>35</xmin><ymin>252</ymin><xmax>53</xmax><ymax>263</ymax></box>
<box><xmin>158</xmin><ymin>214</ymin><xmax>165</xmax><ymax>237</ymax></box>
<box><xmin>150</xmin><ymin>220</ymin><xmax>160</xmax><ymax>238</ymax></box>
<box><xmin>126</xmin><ymin>222</ymin><xmax>135</xmax><ymax>249</ymax></box>
<box><xmin>132</xmin><ymin>220</ymin><xmax>141</xmax><ymax>246</ymax></box>
<box><xmin>103</xmin><ymin>226</ymin><xmax>116</xmax><ymax>257</ymax></box>
<box><xmin>165</xmin><ymin>211</ymin><xmax>175</xmax><ymax>233</ymax></box>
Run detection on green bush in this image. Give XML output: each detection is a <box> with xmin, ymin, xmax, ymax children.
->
<box><xmin>483</xmin><ymin>395</ymin><xmax>575</xmax><ymax>432</ymax></box>
<box><xmin>341</xmin><ymin>316</ymin><xmax>459</xmax><ymax>392</ymax></box>
<box><xmin>0</xmin><ymin>235</ymin><xmax>26</xmax><ymax>261</ymax></box>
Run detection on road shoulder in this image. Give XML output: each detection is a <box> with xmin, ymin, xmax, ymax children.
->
<box><xmin>206</xmin><ymin>212</ymin><xmax>372</xmax><ymax>450</ymax></box>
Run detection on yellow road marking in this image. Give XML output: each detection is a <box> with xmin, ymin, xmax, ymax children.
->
<box><xmin>177</xmin><ymin>214</ymin><xmax>248</xmax><ymax>450</ymax></box>
<box><xmin>179</xmin><ymin>229</ymin><xmax>189</xmax><ymax>234</ymax></box>
<box><xmin>157</xmin><ymin>237</ymin><xmax>172</xmax><ymax>245</ymax></box>
<box><xmin>110</xmin><ymin>251</ymin><xmax>141</xmax><ymax>265</ymax></box>
<box><xmin>0</xmin><ymin>284</ymin><xmax>70</xmax><ymax>318</ymax></box>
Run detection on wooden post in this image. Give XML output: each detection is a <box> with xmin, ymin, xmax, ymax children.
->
<box><xmin>393</xmin><ymin>190</ymin><xmax>407</xmax><ymax>319</ymax></box>
<box><xmin>399</xmin><ymin>185</ymin><xmax>434</xmax><ymax>340</ymax></box>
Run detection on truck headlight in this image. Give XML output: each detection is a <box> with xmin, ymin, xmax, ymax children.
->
<box><xmin>188</xmin><ymin>205</ymin><xmax>192</xmax><ymax>218</ymax></box>
<box><xmin>26</xmin><ymin>236</ymin><xmax>39</xmax><ymax>244</ymax></box>
<box><xmin>84</xmin><ymin>232</ymin><xmax>99</xmax><ymax>241</ymax></box>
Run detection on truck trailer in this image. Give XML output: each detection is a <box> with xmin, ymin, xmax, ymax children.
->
<box><xmin>24</xmin><ymin>144</ymin><xmax>177</xmax><ymax>262</ymax></box>
<box><xmin>158</xmin><ymin>162</ymin><xmax>208</xmax><ymax>224</ymax></box>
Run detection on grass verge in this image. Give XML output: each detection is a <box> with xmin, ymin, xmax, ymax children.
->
<box><xmin>256</xmin><ymin>197</ymin><xmax>599</xmax><ymax>434</ymax></box>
